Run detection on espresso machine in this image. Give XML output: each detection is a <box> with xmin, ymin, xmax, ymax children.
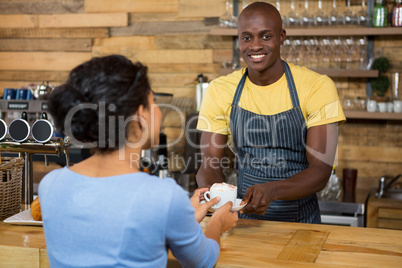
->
<box><xmin>0</xmin><ymin>112</ymin><xmax>71</xmax><ymax>206</ymax></box>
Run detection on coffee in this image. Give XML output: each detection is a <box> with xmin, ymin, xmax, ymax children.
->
<box><xmin>204</xmin><ymin>183</ymin><xmax>237</xmax><ymax>208</ymax></box>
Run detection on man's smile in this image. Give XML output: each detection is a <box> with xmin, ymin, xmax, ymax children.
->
<box><xmin>249</xmin><ymin>54</ymin><xmax>267</xmax><ymax>62</ymax></box>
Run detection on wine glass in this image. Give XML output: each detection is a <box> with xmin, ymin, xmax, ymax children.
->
<box><xmin>275</xmin><ymin>0</ymin><xmax>287</xmax><ymax>27</ymax></box>
<box><xmin>357</xmin><ymin>0</ymin><xmax>369</xmax><ymax>26</ymax></box>
<box><xmin>281</xmin><ymin>38</ymin><xmax>293</xmax><ymax>63</ymax></box>
<box><xmin>306</xmin><ymin>37</ymin><xmax>320</xmax><ymax>69</ymax></box>
<box><xmin>329</xmin><ymin>37</ymin><xmax>343</xmax><ymax>69</ymax></box>
<box><xmin>343</xmin><ymin>36</ymin><xmax>357</xmax><ymax>69</ymax></box>
<box><xmin>300</xmin><ymin>0</ymin><xmax>314</xmax><ymax>27</ymax></box>
<box><xmin>329</xmin><ymin>0</ymin><xmax>344</xmax><ymax>26</ymax></box>
<box><xmin>219</xmin><ymin>0</ymin><xmax>237</xmax><ymax>28</ymax></box>
<box><xmin>314</xmin><ymin>0</ymin><xmax>330</xmax><ymax>27</ymax></box>
<box><xmin>287</xmin><ymin>0</ymin><xmax>300</xmax><ymax>27</ymax></box>
<box><xmin>301</xmin><ymin>38</ymin><xmax>311</xmax><ymax>67</ymax></box>
<box><xmin>291</xmin><ymin>38</ymin><xmax>303</xmax><ymax>65</ymax></box>
<box><xmin>319</xmin><ymin>37</ymin><xmax>332</xmax><ymax>70</ymax></box>
<box><xmin>356</xmin><ymin>36</ymin><xmax>368</xmax><ymax>69</ymax></box>
<box><xmin>343</xmin><ymin>0</ymin><xmax>359</xmax><ymax>26</ymax></box>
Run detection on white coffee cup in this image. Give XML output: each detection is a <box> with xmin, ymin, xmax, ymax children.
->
<box><xmin>394</xmin><ymin>100</ymin><xmax>402</xmax><ymax>113</ymax></box>
<box><xmin>378</xmin><ymin>102</ymin><xmax>387</xmax><ymax>113</ymax></box>
<box><xmin>367</xmin><ymin>100</ymin><xmax>377</xmax><ymax>112</ymax></box>
<box><xmin>204</xmin><ymin>182</ymin><xmax>237</xmax><ymax>209</ymax></box>
<box><xmin>387</xmin><ymin>102</ymin><xmax>394</xmax><ymax>113</ymax></box>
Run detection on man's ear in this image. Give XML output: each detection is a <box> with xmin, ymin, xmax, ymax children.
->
<box><xmin>280</xmin><ymin>29</ymin><xmax>286</xmax><ymax>45</ymax></box>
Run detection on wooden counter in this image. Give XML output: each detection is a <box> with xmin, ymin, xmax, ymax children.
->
<box><xmin>1</xmin><ymin>218</ymin><xmax>402</xmax><ymax>268</ymax></box>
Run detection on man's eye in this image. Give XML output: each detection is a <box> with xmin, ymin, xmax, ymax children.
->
<box><xmin>242</xmin><ymin>36</ymin><xmax>250</xmax><ymax>41</ymax></box>
<box><xmin>263</xmin><ymin>35</ymin><xmax>271</xmax><ymax>40</ymax></box>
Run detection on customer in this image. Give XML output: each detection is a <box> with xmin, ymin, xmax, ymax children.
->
<box><xmin>39</xmin><ymin>55</ymin><xmax>238</xmax><ymax>267</ymax></box>
<box><xmin>196</xmin><ymin>2</ymin><xmax>345</xmax><ymax>223</ymax></box>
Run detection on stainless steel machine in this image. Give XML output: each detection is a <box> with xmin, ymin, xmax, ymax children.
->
<box><xmin>0</xmin><ymin>137</ymin><xmax>71</xmax><ymax>206</ymax></box>
<box><xmin>319</xmin><ymin>200</ymin><xmax>365</xmax><ymax>227</ymax></box>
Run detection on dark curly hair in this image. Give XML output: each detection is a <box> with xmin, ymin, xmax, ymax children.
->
<box><xmin>48</xmin><ymin>55</ymin><xmax>151</xmax><ymax>153</ymax></box>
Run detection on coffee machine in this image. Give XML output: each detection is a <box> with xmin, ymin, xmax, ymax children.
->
<box><xmin>0</xmin><ymin>112</ymin><xmax>71</xmax><ymax>206</ymax></box>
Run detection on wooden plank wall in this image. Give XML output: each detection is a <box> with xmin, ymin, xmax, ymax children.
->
<box><xmin>0</xmin><ymin>0</ymin><xmax>401</xmax><ymax>198</ymax></box>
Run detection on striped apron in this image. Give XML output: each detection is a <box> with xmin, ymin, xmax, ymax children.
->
<box><xmin>230</xmin><ymin>61</ymin><xmax>321</xmax><ymax>223</ymax></box>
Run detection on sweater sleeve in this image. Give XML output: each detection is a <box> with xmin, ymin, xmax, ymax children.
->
<box><xmin>165</xmin><ymin>186</ymin><xmax>220</xmax><ymax>268</ymax></box>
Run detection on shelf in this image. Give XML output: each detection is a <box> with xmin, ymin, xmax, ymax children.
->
<box><xmin>219</xmin><ymin>68</ymin><xmax>378</xmax><ymax>78</ymax></box>
<box><xmin>210</xmin><ymin>27</ymin><xmax>402</xmax><ymax>37</ymax></box>
<box><xmin>344</xmin><ymin>110</ymin><xmax>402</xmax><ymax>120</ymax></box>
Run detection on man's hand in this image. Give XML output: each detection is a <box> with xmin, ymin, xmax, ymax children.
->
<box><xmin>240</xmin><ymin>183</ymin><xmax>273</xmax><ymax>215</ymax></box>
<box><xmin>191</xmin><ymin>188</ymin><xmax>220</xmax><ymax>222</ymax></box>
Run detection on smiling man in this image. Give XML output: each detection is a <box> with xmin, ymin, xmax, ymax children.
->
<box><xmin>196</xmin><ymin>2</ymin><xmax>345</xmax><ymax>223</ymax></box>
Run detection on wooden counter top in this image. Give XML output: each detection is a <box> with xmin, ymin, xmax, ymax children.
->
<box><xmin>1</xmin><ymin>217</ymin><xmax>402</xmax><ymax>267</ymax></box>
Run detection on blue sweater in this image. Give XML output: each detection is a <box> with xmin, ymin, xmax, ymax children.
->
<box><xmin>39</xmin><ymin>167</ymin><xmax>219</xmax><ymax>267</ymax></box>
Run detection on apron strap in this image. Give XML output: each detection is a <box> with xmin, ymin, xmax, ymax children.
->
<box><xmin>231</xmin><ymin>68</ymin><xmax>248</xmax><ymax>107</ymax></box>
<box><xmin>231</xmin><ymin>61</ymin><xmax>301</xmax><ymax>109</ymax></box>
<box><xmin>282</xmin><ymin>60</ymin><xmax>301</xmax><ymax>108</ymax></box>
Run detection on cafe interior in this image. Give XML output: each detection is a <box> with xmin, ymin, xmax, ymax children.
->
<box><xmin>0</xmin><ymin>0</ymin><xmax>402</xmax><ymax>267</ymax></box>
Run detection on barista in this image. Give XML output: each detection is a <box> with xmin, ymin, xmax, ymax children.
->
<box><xmin>196</xmin><ymin>2</ymin><xmax>345</xmax><ymax>223</ymax></box>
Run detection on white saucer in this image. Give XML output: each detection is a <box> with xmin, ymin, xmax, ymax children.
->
<box><xmin>3</xmin><ymin>209</ymin><xmax>42</xmax><ymax>226</ymax></box>
<box><xmin>211</xmin><ymin>198</ymin><xmax>247</xmax><ymax>212</ymax></box>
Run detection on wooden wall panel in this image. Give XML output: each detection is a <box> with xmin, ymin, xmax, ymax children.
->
<box><xmin>93</xmin><ymin>36</ymin><xmax>155</xmax><ymax>49</ymax></box>
<box><xmin>384</xmin><ymin>47</ymin><xmax>402</xmax><ymax>71</ymax></box>
<box><xmin>374</xmin><ymin>36</ymin><xmax>402</xmax><ymax>72</ymax></box>
<box><xmin>213</xmin><ymin>49</ymin><xmax>232</xmax><ymax>63</ymax></box>
<box><xmin>154</xmin><ymin>34</ymin><xmax>232</xmax><ymax>50</ymax></box>
<box><xmin>339</xmin><ymin>121</ymin><xmax>402</xmax><ymax>147</ymax></box>
<box><xmin>149</xmin><ymin>73</ymin><xmax>205</xmax><ymax>87</ymax></box>
<box><xmin>152</xmin><ymin>86</ymin><xmax>195</xmax><ymax>98</ymax></box>
<box><xmin>178</xmin><ymin>0</ymin><xmax>225</xmax><ymax>18</ymax></box>
<box><xmin>92</xmin><ymin>47</ymin><xmax>213</xmax><ymax>64</ymax></box>
<box><xmin>129</xmin><ymin>12</ymin><xmax>192</xmax><ymax>23</ymax></box>
<box><xmin>147</xmin><ymin>63</ymin><xmax>220</xmax><ymax>74</ymax></box>
<box><xmin>0</xmin><ymin>52</ymin><xmax>92</xmax><ymax>71</ymax></box>
<box><xmin>39</xmin><ymin>13</ymin><xmax>128</xmax><ymax>28</ymax></box>
<box><xmin>0</xmin><ymin>71</ymin><xmax>69</xmax><ymax>82</ymax></box>
<box><xmin>85</xmin><ymin>0</ymin><xmax>178</xmax><ymax>13</ymax></box>
<box><xmin>338</xmin><ymin>145</ymin><xmax>402</xmax><ymax>164</ymax></box>
<box><xmin>0</xmin><ymin>39</ymin><xmax>92</xmax><ymax>51</ymax></box>
<box><xmin>0</xmin><ymin>28</ymin><xmax>109</xmax><ymax>38</ymax></box>
<box><xmin>0</xmin><ymin>14</ymin><xmax>37</xmax><ymax>28</ymax></box>
<box><xmin>110</xmin><ymin>20</ymin><xmax>210</xmax><ymax>36</ymax></box>
<box><xmin>0</xmin><ymin>0</ymin><xmax>84</xmax><ymax>14</ymax></box>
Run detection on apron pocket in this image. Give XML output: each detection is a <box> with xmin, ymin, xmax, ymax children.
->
<box><xmin>241</xmin><ymin>172</ymin><xmax>299</xmax><ymax>222</ymax></box>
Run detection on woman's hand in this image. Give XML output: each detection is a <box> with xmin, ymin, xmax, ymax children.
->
<box><xmin>191</xmin><ymin>188</ymin><xmax>220</xmax><ymax>223</ymax></box>
<box><xmin>211</xmin><ymin>201</ymin><xmax>239</xmax><ymax>233</ymax></box>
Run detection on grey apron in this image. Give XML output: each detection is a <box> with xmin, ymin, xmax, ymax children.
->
<box><xmin>230</xmin><ymin>61</ymin><xmax>321</xmax><ymax>223</ymax></box>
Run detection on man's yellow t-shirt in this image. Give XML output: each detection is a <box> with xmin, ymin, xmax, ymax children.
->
<box><xmin>196</xmin><ymin>63</ymin><xmax>345</xmax><ymax>137</ymax></box>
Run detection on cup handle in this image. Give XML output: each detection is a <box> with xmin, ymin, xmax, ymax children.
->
<box><xmin>203</xmin><ymin>191</ymin><xmax>211</xmax><ymax>202</ymax></box>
